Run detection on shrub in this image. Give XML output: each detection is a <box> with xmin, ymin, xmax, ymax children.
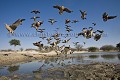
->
<box><xmin>100</xmin><ymin>45</ymin><xmax>116</xmax><ymax>51</ymax></box>
<box><xmin>88</xmin><ymin>47</ymin><xmax>99</xmax><ymax>52</ymax></box>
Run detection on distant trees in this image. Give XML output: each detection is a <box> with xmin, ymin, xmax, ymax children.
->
<box><xmin>116</xmin><ymin>43</ymin><xmax>120</xmax><ymax>52</ymax></box>
<box><xmin>88</xmin><ymin>47</ymin><xmax>99</xmax><ymax>52</ymax></box>
<box><xmin>100</xmin><ymin>45</ymin><xmax>116</xmax><ymax>51</ymax></box>
<box><xmin>9</xmin><ymin>39</ymin><xmax>21</xmax><ymax>51</ymax></box>
<box><xmin>20</xmin><ymin>48</ymin><xmax>23</xmax><ymax>51</ymax></box>
<box><xmin>75</xmin><ymin>44</ymin><xmax>83</xmax><ymax>51</ymax></box>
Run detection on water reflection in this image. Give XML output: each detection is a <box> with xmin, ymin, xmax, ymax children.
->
<box><xmin>7</xmin><ymin>65</ymin><xmax>19</xmax><ymax>73</ymax></box>
<box><xmin>101</xmin><ymin>54</ymin><xmax>116</xmax><ymax>60</ymax></box>
<box><xmin>33</xmin><ymin>69</ymin><xmax>42</xmax><ymax>79</ymax></box>
<box><xmin>0</xmin><ymin>52</ymin><xmax>120</xmax><ymax>77</ymax></box>
<box><xmin>118</xmin><ymin>54</ymin><xmax>120</xmax><ymax>60</ymax></box>
<box><xmin>88</xmin><ymin>55</ymin><xmax>99</xmax><ymax>59</ymax></box>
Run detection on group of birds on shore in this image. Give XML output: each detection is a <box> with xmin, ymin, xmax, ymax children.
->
<box><xmin>4</xmin><ymin>5</ymin><xmax>117</xmax><ymax>53</ymax></box>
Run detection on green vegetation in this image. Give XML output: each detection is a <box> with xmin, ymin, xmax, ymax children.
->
<box><xmin>116</xmin><ymin>43</ymin><xmax>120</xmax><ymax>52</ymax></box>
<box><xmin>9</xmin><ymin>39</ymin><xmax>21</xmax><ymax>51</ymax></box>
<box><xmin>7</xmin><ymin>65</ymin><xmax>20</xmax><ymax>73</ymax></box>
<box><xmin>75</xmin><ymin>44</ymin><xmax>83</xmax><ymax>51</ymax></box>
<box><xmin>20</xmin><ymin>48</ymin><xmax>23</xmax><ymax>51</ymax></box>
<box><xmin>100</xmin><ymin>45</ymin><xmax>116</xmax><ymax>51</ymax></box>
<box><xmin>89</xmin><ymin>55</ymin><xmax>99</xmax><ymax>59</ymax></box>
<box><xmin>118</xmin><ymin>54</ymin><xmax>120</xmax><ymax>60</ymax></box>
<box><xmin>88</xmin><ymin>47</ymin><xmax>99</xmax><ymax>52</ymax></box>
<box><xmin>101</xmin><ymin>54</ymin><xmax>116</xmax><ymax>59</ymax></box>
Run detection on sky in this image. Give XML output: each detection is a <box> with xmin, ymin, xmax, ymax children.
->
<box><xmin>0</xmin><ymin>0</ymin><xmax>120</xmax><ymax>50</ymax></box>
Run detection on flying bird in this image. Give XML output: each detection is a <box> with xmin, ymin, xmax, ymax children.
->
<box><xmin>83</xmin><ymin>42</ymin><xmax>86</xmax><ymax>45</ymax></box>
<box><xmin>92</xmin><ymin>23</ymin><xmax>96</xmax><ymax>26</ymax></box>
<box><xmin>46</xmin><ymin>37</ymin><xmax>52</xmax><ymax>44</ymax></box>
<box><xmin>5</xmin><ymin>19</ymin><xmax>25</xmax><ymax>34</ymax></box>
<box><xmin>31</xmin><ymin>10</ymin><xmax>40</xmax><ymax>14</ymax></box>
<box><xmin>65</xmin><ymin>25</ymin><xmax>73</xmax><ymax>32</ymax></box>
<box><xmin>33</xmin><ymin>41</ymin><xmax>43</xmax><ymax>47</ymax></box>
<box><xmin>97</xmin><ymin>30</ymin><xmax>104</xmax><ymax>33</ymax></box>
<box><xmin>50</xmin><ymin>40</ymin><xmax>60</xmax><ymax>47</ymax></box>
<box><xmin>66</xmin><ymin>28</ymin><xmax>73</xmax><ymax>32</ymax></box>
<box><xmin>53</xmin><ymin>5</ymin><xmax>73</xmax><ymax>15</ymax></box>
<box><xmin>31</xmin><ymin>16</ymin><xmax>40</xmax><ymax>22</ymax></box>
<box><xmin>62</xmin><ymin>38</ymin><xmax>71</xmax><ymax>43</ymax></box>
<box><xmin>102</xmin><ymin>12</ymin><xmax>117</xmax><ymax>21</ymax></box>
<box><xmin>39</xmin><ymin>36</ymin><xmax>46</xmax><ymax>40</ymax></box>
<box><xmin>48</xmin><ymin>19</ymin><xmax>57</xmax><ymax>25</ymax></box>
<box><xmin>37</xmin><ymin>29</ymin><xmax>45</xmax><ymax>33</ymax></box>
<box><xmin>94</xmin><ymin>34</ymin><xmax>102</xmax><ymax>41</ymax></box>
<box><xmin>73</xmin><ymin>42</ymin><xmax>79</xmax><ymax>45</ymax></box>
<box><xmin>80</xmin><ymin>10</ymin><xmax>87</xmax><ymax>20</ymax></box>
<box><xmin>72</xmin><ymin>20</ymin><xmax>79</xmax><ymax>23</ymax></box>
<box><xmin>31</xmin><ymin>21</ymin><xmax>43</xmax><ymax>31</ymax></box>
<box><xmin>65</xmin><ymin>19</ymin><xmax>71</xmax><ymax>24</ymax></box>
<box><xmin>65</xmin><ymin>25</ymin><xmax>71</xmax><ymax>29</ymax></box>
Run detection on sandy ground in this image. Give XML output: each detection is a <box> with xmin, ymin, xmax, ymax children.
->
<box><xmin>0</xmin><ymin>50</ymin><xmax>88</xmax><ymax>66</ymax></box>
<box><xmin>0</xmin><ymin>51</ymin><xmax>49</xmax><ymax>66</ymax></box>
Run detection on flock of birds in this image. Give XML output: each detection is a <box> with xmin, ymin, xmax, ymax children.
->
<box><xmin>5</xmin><ymin>5</ymin><xmax>117</xmax><ymax>53</ymax></box>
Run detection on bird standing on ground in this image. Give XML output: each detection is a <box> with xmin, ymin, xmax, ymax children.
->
<box><xmin>53</xmin><ymin>5</ymin><xmax>73</xmax><ymax>15</ymax></box>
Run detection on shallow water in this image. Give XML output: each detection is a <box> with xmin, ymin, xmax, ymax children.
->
<box><xmin>0</xmin><ymin>52</ymin><xmax>120</xmax><ymax>77</ymax></box>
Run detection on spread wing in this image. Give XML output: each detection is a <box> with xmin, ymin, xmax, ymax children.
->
<box><xmin>31</xmin><ymin>10</ymin><xmax>40</xmax><ymax>14</ymax></box>
<box><xmin>10</xmin><ymin>19</ymin><xmax>25</xmax><ymax>30</ymax></box>
<box><xmin>49</xmin><ymin>19</ymin><xmax>54</xmax><ymax>20</ymax></box>
<box><xmin>48</xmin><ymin>21</ymin><xmax>52</xmax><ymax>23</ymax></box>
<box><xmin>64</xmin><ymin>8</ymin><xmax>73</xmax><ymax>13</ymax></box>
<box><xmin>53</xmin><ymin>5</ymin><xmax>61</xmax><ymax>10</ymax></box>
<box><xmin>80</xmin><ymin>10</ymin><xmax>83</xmax><ymax>14</ymax></box>
<box><xmin>108</xmin><ymin>16</ymin><xmax>117</xmax><ymax>19</ymax></box>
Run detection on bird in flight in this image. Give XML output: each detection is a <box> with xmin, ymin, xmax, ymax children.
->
<box><xmin>31</xmin><ymin>21</ymin><xmax>43</xmax><ymax>31</ymax></box>
<box><xmin>65</xmin><ymin>19</ymin><xmax>71</xmax><ymax>24</ymax></box>
<box><xmin>31</xmin><ymin>10</ymin><xmax>40</xmax><ymax>14</ymax></box>
<box><xmin>31</xmin><ymin>16</ymin><xmax>40</xmax><ymax>22</ymax></box>
<box><xmin>102</xmin><ymin>12</ymin><xmax>117</xmax><ymax>21</ymax></box>
<box><xmin>92</xmin><ymin>23</ymin><xmax>96</xmax><ymax>26</ymax></box>
<box><xmin>48</xmin><ymin>19</ymin><xmax>57</xmax><ymax>25</ymax></box>
<box><xmin>53</xmin><ymin>5</ymin><xmax>73</xmax><ymax>15</ymax></box>
<box><xmin>72</xmin><ymin>20</ymin><xmax>79</xmax><ymax>23</ymax></box>
<box><xmin>37</xmin><ymin>29</ymin><xmax>45</xmax><ymax>33</ymax></box>
<box><xmin>5</xmin><ymin>19</ymin><xmax>25</xmax><ymax>34</ymax></box>
<box><xmin>73</xmin><ymin>42</ymin><xmax>79</xmax><ymax>45</ymax></box>
<box><xmin>80</xmin><ymin>10</ymin><xmax>87</xmax><ymax>20</ymax></box>
<box><xmin>62</xmin><ymin>38</ymin><xmax>71</xmax><ymax>43</ymax></box>
<box><xmin>97</xmin><ymin>30</ymin><xmax>104</xmax><ymax>33</ymax></box>
<box><xmin>33</xmin><ymin>41</ymin><xmax>43</xmax><ymax>48</ymax></box>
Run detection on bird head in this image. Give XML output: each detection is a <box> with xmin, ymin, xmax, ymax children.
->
<box><xmin>61</xmin><ymin>6</ymin><xmax>64</xmax><ymax>9</ymax></box>
<box><xmin>5</xmin><ymin>24</ymin><xmax>9</xmax><ymax>27</ymax></box>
